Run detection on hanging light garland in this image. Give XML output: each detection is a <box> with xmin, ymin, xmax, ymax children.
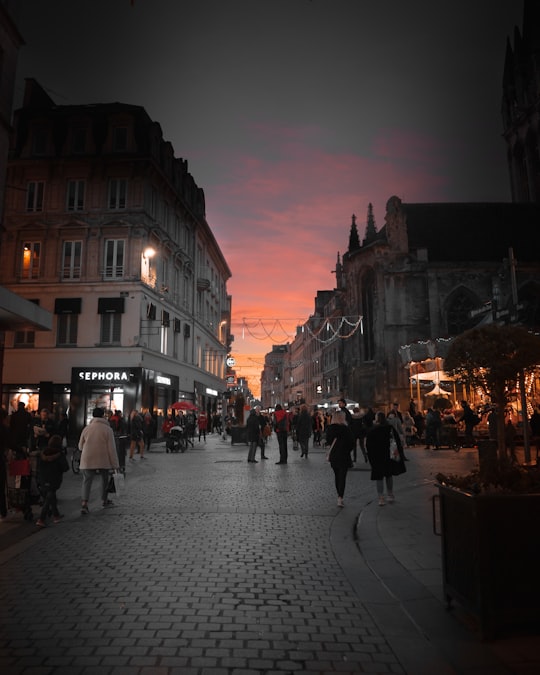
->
<box><xmin>241</xmin><ymin>316</ymin><xmax>363</xmax><ymax>345</ymax></box>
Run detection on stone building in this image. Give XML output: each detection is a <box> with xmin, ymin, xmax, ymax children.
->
<box><xmin>338</xmin><ymin>199</ymin><xmax>540</xmax><ymax>409</ymax></box>
<box><xmin>0</xmin><ymin>79</ymin><xmax>232</xmax><ymax>439</ymax></box>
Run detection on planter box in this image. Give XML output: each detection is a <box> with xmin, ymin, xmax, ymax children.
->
<box><xmin>437</xmin><ymin>484</ymin><xmax>540</xmax><ymax>639</ymax></box>
<box><xmin>230</xmin><ymin>425</ymin><xmax>248</xmax><ymax>445</ymax></box>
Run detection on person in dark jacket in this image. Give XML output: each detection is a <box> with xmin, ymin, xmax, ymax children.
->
<box><xmin>325</xmin><ymin>410</ymin><xmax>354</xmax><ymax>507</ymax></box>
<box><xmin>296</xmin><ymin>403</ymin><xmax>312</xmax><ymax>458</ymax></box>
<box><xmin>246</xmin><ymin>409</ymin><xmax>261</xmax><ymax>463</ymax></box>
<box><xmin>459</xmin><ymin>400</ymin><xmax>479</xmax><ymax>447</ymax></box>
<box><xmin>273</xmin><ymin>404</ymin><xmax>289</xmax><ymax>464</ymax></box>
<box><xmin>9</xmin><ymin>401</ymin><xmax>33</xmax><ymax>455</ymax></box>
<box><xmin>366</xmin><ymin>411</ymin><xmax>406</xmax><ymax>506</ymax></box>
<box><xmin>35</xmin><ymin>434</ymin><xmax>69</xmax><ymax>527</ymax></box>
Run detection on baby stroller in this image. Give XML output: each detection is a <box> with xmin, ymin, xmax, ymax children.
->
<box><xmin>166</xmin><ymin>426</ymin><xmax>188</xmax><ymax>453</ymax></box>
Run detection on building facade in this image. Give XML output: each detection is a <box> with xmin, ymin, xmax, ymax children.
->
<box><xmin>0</xmin><ymin>80</ymin><xmax>232</xmax><ymax>440</ymax></box>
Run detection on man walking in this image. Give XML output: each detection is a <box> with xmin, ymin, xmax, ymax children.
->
<box><xmin>274</xmin><ymin>404</ymin><xmax>289</xmax><ymax>464</ymax></box>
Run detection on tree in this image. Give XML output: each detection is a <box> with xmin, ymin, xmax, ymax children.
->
<box><xmin>444</xmin><ymin>324</ymin><xmax>540</xmax><ymax>462</ymax></box>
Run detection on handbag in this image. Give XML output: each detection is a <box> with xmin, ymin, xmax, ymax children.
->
<box><xmin>107</xmin><ymin>474</ymin><xmax>116</xmax><ymax>494</ymax></box>
<box><xmin>112</xmin><ymin>472</ymin><xmax>125</xmax><ymax>497</ymax></box>
<box><xmin>389</xmin><ymin>432</ymin><xmax>400</xmax><ymax>461</ymax></box>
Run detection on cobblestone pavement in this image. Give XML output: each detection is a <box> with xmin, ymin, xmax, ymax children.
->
<box><xmin>1</xmin><ymin>433</ymin><xmax>539</xmax><ymax>674</ymax></box>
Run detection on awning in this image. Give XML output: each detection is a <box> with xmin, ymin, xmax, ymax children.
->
<box><xmin>0</xmin><ymin>286</ymin><xmax>52</xmax><ymax>331</ymax></box>
<box><xmin>98</xmin><ymin>297</ymin><xmax>125</xmax><ymax>314</ymax></box>
<box><xmin>54</xmin><ymin>298</ymin><xmax>81</xmax><ymax>314</ymax></box>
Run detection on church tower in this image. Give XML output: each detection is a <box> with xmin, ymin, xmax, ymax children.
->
<box><xmin>501</xmin><ymin>0</ymin><xmax>540</xmax><ymax>202</ymax></box>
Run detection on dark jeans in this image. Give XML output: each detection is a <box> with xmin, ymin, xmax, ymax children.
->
<box><xmin>277</xmin><ymin>432</ymin><xmax>288</xmax><ymax>463</ymax></box>
<box><xmin>39</xmin><ymin>485</ymin><xmax>60</xmax><ymax>521</ymax></box>
<box><xmin>332</xmin><ymin>465</ymin><xmax>348</xmax><ymax>499</ymax></box>
<box><xmin>425</xmin><ymin>425</ymin><xmax>440</xmax><ymax>448</ymax></box>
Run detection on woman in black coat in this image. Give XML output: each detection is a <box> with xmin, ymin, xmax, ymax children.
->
<box><xmin>295</xmin><ymin>403</ymin><xmax>312</xmax><ymax>458</ymax></box>
<box><xmin>325</xmin><ymin>410</ymin><xmax>354</xmax><ymax>507</ymax></box>
<box><xmin>366</xmin><ymin>411</ymin><xmax>406</xmax><ymax>506</ymax></box>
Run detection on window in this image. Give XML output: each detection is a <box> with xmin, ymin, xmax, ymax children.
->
<box><xmin>55</xmin><ymin>298</ymin><xmax>81</xmax><ymax>346</ymax></box>
<box><xmin>100</xmin><ymin>313</ymin><xmax>121</xmax><ymax>344</ymax></box>
<box><xmin>14</xmin><ymin>330</ymin><xmax>35</xmax><ymax>347</ymax></box>
<box><xmin>98</xmin><ymin>297</ymin><xmax>124</xmax><ymax>345</ymax></box>
<box><xmin>26</xmin><ymin>181</ymin><xmax>44</xmax><ymax>212</ymax></box>
<box><xmin>113</xmin><ymin>126</ymin><xmax>128</xmax><ymax>152</ymax></box>
<box><xmin>103</xmin><ymin>240</ymin><xmax>125</xmax><ymax>279</ymax></box>
<box><xmin>66</xmin><ymin>180</ymin><xmax>85</xmax><ymax>211</ymax></box>
<box><xmin>108</xmin><ymin>178</ymin><xmax>127</xmax><ymax>209</ymax></box>
<box><xmin>57</xmin><ymin>314</ymin><xmax>78</xmax><ymax>346</ymax></box>
<box><xmin>161</xmin><ymin>311</ymin><xmax>169</xmax><ymax>353</ymax></box>
<box><xmin>21</xmin><ymin>242</ymin><xmax>41</xmax><ymax>279</ymax></box>
<box><xmin>62</xmin><ymin>241</ymin><xmax>82</xmax><ymax>279</ymax></box>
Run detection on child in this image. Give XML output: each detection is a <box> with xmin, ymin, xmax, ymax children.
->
<box><xmin>36</xmin><ymin>434</ymin><xmax>69</xmax><ymax>527</ymax></box>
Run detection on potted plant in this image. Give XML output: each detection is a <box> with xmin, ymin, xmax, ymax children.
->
<box><xmin>434</xmin><ymin>324</ymin><xmax>540</xmax><ymax>639</ymax></box>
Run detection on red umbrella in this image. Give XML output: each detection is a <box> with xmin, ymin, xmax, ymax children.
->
<box><xmin>171</xmin><ymin>401</ymin><xmax>198</xmax><ymax>411</ymax></box>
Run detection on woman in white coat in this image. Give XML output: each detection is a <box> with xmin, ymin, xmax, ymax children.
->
<box><xmin>78</xmin><ymin>407</ymin><xmax>119</xmax><ymax>514</ymax></box>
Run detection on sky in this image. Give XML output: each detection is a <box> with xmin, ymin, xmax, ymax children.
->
<box><xmin>13</xmin><ymin>0</ymin><xmax>524</xmax><ymax>397</ymax></box>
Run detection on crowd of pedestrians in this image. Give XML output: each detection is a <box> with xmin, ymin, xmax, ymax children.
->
<box><xmin>2</xmin><ymin>396</ymin><xmax>538</xmax><ymax>526</ymax></box>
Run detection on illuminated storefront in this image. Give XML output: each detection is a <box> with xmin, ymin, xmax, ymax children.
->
<box><xmin>70</xmin><ymin>366</ymin><xmax>179</xmax><ymax>439</ymax></box>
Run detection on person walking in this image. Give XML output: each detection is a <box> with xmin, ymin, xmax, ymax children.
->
<box><xmin>366</xmin><ymin>411</ymin><xmax>406</xmax><ymax>506</ymax></box>
<box><xmin>78</xmin><ymin>407</ymin><xmax>120</xmax><ymax>514</ymax></box>
<box><xmin>128</xmin><ymin>409</ymin><xmax>145</xmax><ymax>460</ymax></box>
<box><xmin>254</xmin><ymin>406</ymin><xmax>269</xmax><ymax>459</ymax></box>
<box><xmin>197</xmin><ymin>410</ymin><xmax>208</xmax><ymax>442</ymax></box>
<box><xmin>246</xmin><ymin>409</ymin><xmax>261</xmax><ymax>463</ymax></box>
<box><xmin>274</xmin><ymin>404</ymin><xmax>289</xmax><ymax>464</ymax></box>
<box><xmin>35</xmin><ymin>434</ymin><xmax>69</xmax><ymax>527</ymax></box>
<box><xmin>312</xmin><ymin>409</ymin><xmax>324</xmax><ymax>447</ymax></box>
<box><xmin>337</xmin><ymin>398</ymin><xmax>353</xmax><ymax>425</ymax></box>
<box><xmin>142</xmin><ymin>411</ymin><xmax>156</xmax><ymax>454</ymax></box>
<box><xmin>325</xmin><ymin>410</ymin><xmax>354</xmax><ymax>507</ymax></box>
<box><xmin>424</xmin><ymin>407</ymin><xmax>442</xmax><ymax>450</ymax></box>
<box><xmin>296</xmin><ymin>403</ymin><xmax>312</xmax><ymax>458</ymax></box>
